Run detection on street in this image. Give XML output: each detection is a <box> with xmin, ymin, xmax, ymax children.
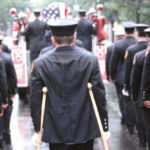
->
<box><xmin>2</xmin><ymin>82</ymin><xmax>148</xmax><ymax>150</ymax></box>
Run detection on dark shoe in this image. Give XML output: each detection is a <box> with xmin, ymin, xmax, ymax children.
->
<box><xmin>3</xmin><ymin>134</ymin><xmax>11</xmax><ymax>144</ymax></box>
<box><xmin>139</xmin><ymin>141</ymin><xmax>146</xmax><ymax>147</ymax></box>
<box><xmin>121</xmin><ymin>118</ymin><xmax>126</xmax><ymax>125</ymax></box>
<box><xmin>128</xmin><ymin>128</ymin><xmax>134</xmax><ymax>135</ymax></box>
<box><xmin>0</xmin><ymin>142</ymin><xmax>3</xmax><ymax>149</ymax></box>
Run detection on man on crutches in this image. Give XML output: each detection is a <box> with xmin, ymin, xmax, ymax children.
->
<box><xmin>30</xmin><ymin>18</ymin><xmax>109</xmax><ymax>150</ymax></box>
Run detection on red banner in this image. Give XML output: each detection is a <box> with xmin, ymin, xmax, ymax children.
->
<box><xmin>95</xmin><ymin>42</ymin><xmax>107</xmax><ymax>80</ymax></box>
<box><xmin>11</xmin><ymin>46</ymin><xmax>28</xmax><ymax>87</ymax></box>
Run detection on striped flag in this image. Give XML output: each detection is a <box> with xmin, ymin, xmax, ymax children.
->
<box><xmin>42</xmin><ymin>2</ymin><xmax>71</xmax><ymax>22</ymax></box>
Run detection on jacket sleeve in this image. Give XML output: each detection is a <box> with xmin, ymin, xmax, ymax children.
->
<box><xmin>141</xmin><ymin>53</ymin><xmax>150</xmax><ymax>101</ymax></box>
<box><xmin>130</xmin><ymin>55</ymin><xmax>140</xmax><ymax>102</ymax></box>
<box><xmin>89</xmin><ymin>57</ymin><xmax>108</xmax><ymax>132</ymax></box>
<box><xmin>109</xmin><ymin>44</ymin><xmax>118</xmax><ymax>80</ymax></box>
<box><xmin>0</xmin><ymin>58</ymin><xmax>8</xmax><ymax>104</ymax></box>
<box><xmin>123</xmin><ymin>50</ymin><xmax>133</xmax><ymax>91</ymax></box>
<box><xmin>106</xmin><ymin>45</ymin><xmax>112</xmax><ymax>80</ymax></box>
<box><xmin>7</xmin><ymin>57</ymin><xmax>17</xmax><ymax>95</ymax></box>
<box><xmin>30</xmin><ymin>63</ymin><xmax>45</xmax><ymax>132</ymax></box>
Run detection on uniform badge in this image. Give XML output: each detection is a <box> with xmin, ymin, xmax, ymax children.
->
<box><xmin>124</xmin><ymin>50</ymin><xmax>128</xmax><ymax>59</ymax></box>
<box><xmin>133</xmin><ymin>55</ymin><xmax>136</xmax><ymax>64</ymax></box>
<box><xmin>30</xmin><ymin>63</ymin><xmax>34</xmax><ymax>76</ymax></box>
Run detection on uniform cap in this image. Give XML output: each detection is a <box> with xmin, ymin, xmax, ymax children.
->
<box><xmin>123</xmin><ymin>21</ymin><xmax>136</xmax><ymax>29</ymax></box>
<box><xmin>18</xmin><ymin>11</ymin><xmax>27</xmax><ymax>18</ymax></box>
<box><xmin>113</xmin><ymin>25</ymin><xmax>125</xmax><ymax>36</ymax></box>
<box><xmin>136</xmin><ymin>24</ymin><xmax>149</xmax><ymax>33</ymax></box>
<box><xmin>145</xmin><ymin>28</ymin><xmax>150</xmax><ymax>37</ymax></box>
<box><xmin>48</xmin><ymin>19</ymin><xmax>78</xmax><ymax>36</ymax></box>
<box><xmin>33</xmin><ymin>8</ymin><xmax>41</xmax><ymax>13</ymax></box>
<box><xmin>0</xmin><ymin>35</ymin><xmax>3</xmax><ymax>41</ymax></box>
<box><xmin>78</xmin><ymin>9</ymin><xmax>86</xmax><ymax>17</ymax></box>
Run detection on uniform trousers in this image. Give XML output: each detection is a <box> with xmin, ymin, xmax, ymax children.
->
<box><xmin>3</xmin><ymin>102</ymin><xmax>13</xmax><ymax>138</ymax></box>
<box><xmin>142</xmin><ymin>108</ymin><xmax>150</xmax><ymax>150</ymax></box>
<box><xmin>49</xmin><ymin>140</ymin><xmax>94</xmax><ymax>150</ymax></box>
<box><xmin>114</xmin><ymin>83</ymin><xmax>125</xmax><ymax>122</ymax></box>
<box><xmin>134</xmin><ymin>105</ymin><xmax>146</xmax><ymax>144</ymax></box>
<box><xmin>123</xmin><ymin>96</ymin><xmax>136</xmax><ymax>133</ymax></box>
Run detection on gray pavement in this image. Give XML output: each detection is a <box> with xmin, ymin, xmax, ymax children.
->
<box><xmin>2</xmin><ymin>82</ymin><xmax>148</xmax><ymax>150</ymax></box>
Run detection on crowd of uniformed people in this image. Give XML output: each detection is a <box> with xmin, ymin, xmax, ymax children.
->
<box><xmin>106</xmin><ymin>22</ymin><xmax>150</xmax><ymax>149</ymax></box>
<box><xmin>0</xmin><ymin>4</ymin><xmax>150</xmax><ymax>150</ymax></box>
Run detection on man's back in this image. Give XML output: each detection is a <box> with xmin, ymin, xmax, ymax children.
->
<box><xmin>76</xmin><ymin>18</ymin><xmax>96</xmax><ymax>51</ymax></box>
<box><xmin>30</xmin><ymin>45</ymin><xmax>108</xmax><ymax>143</ymax></box>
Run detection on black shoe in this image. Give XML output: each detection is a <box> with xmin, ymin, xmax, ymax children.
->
<box><xmin>3</xmin><ymin>134</ymin><xmax>11</xmax><ymax>144</ymax></box>
<box><xmin>128</xmin><ymin>128</ymin><xmax>134</xmax><ymax>135</ymax></box>
<box><xmin>139</xmin><ymin>141</ymin><xmax>146</xmax><ymax>147</ymax></box>
<box><xmin>121</xmin><ymin>118</ymin><xmax>126</xmax><ymax>125</ymax></box>
<box><xmin>0</xmin><ymin>142</ymin><xmax>3</xmax><ymax>149</ymax></box>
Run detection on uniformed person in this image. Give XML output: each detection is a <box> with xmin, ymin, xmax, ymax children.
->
<box><xmin>76</xmin><ymin>10</ymin><xmax>97</xmax><ymax>52</ymax></box>
<box><xmin>21</xmin><ymin>9</ymin><xmax>48</xmax><ymax>62</ymax></box>
<box><xmin>106</xmin><ymin>25</ymin><xmax>125</xmax><ymax>81</ymax></box>
<box><xmin>141</xmin><ymin>28</ymin><xmax>150</xmax><ymax>150</ymax></box>
<box><xmin>110</xmin><ymin>22</ymin><xmax>137</xmax><ymax>125</ymax></box>
<box><xmin>0</xmin><ymin>35</ymin><xmax>17</xmax><ymax>144</ymax></box>
<box><xmin>30</xmin><ymin>19</ymin><xmax>108</xmax><ymax>150</ymax></box>
<box><xmin>0</xmin><ymin>35</ymin><xmax>9</xmax><ymax>148</ymax></box>
<box><xmin>123</xmin><ymin>24</ymin><xmax>148</xmax><ymax>135</ymax></box>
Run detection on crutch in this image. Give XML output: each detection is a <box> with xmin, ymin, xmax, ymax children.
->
<box><xmin>36</xmin><ymin>87</ymin><xmax>48</xmax><ymax>150</ymax></box>
<box><xmin>87</xmin><ymin>83</ymin><xmax>109</xmax><ymax>150</ymax></box>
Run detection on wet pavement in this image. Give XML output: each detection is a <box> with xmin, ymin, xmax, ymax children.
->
<box><xmin>2</xmin><ymin>82</ymin><xmax>148</xmax><ymax>150</ymax></box>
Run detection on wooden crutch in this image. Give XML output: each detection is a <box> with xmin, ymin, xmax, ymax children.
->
<box><xmin>87</xmin><ymin>83</ymin><xmax>109</xmax><ymax>150</ymax></box>
<box><xmin>36</xmin><ymin>87</ymin><xmax>48</xmax><ymax>150</ymax></box>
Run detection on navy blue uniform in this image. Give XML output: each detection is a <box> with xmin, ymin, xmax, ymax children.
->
<box><xmin>76</xmin><ymin>18</ymin><xmax>96</xmax><ymax>51</ymax></box>
<box><xmin>141</xmin><ymin>50</ymin><xmax>150</xmax><ymax>149</ymax></box>
<box><xmin>22</xmin><ymin>19</ymin><xmax>48</xmax><ymax>62</ymax></box>
<box><xmin>123</xmin><ymin>40</ymin><xmax>147</xmax><ymax>134</ymax></box>
<box><xmin>30</xmin><ymin>46</ymin><xmax>108</xmax><ymax>144</ymax></box>
<box><xmin>130</xmin><ymin>49</ymin><xmax>147</xmax><ymax>147</ymax></box>
<box><xmin>0</xmin><ymin>51</ymin><xmax>17</xmax><ymax>144</ymax></box>
<box><xmin>110</xmin><ymin>36</ymin><xmax>137</xmax><ymax>124</ymax></box>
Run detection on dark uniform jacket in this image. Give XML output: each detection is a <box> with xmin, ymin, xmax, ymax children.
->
<box><xmin>130</xmin><ymin>49</ymin><xmax>147</xmax><ymax>107</ymax></box>
<box><xmin>106</xmin><ymin>44</ymin><xmax>113</xmax><ymax>80</ymax></box>
<box><xmin>2</xmin><ymin>44</ymin><xmax>11</xmax><ymax>54</ymax></box>
<box><xmin>22</xmin><ymin>18</ymin><xmax>48</xmax><ymax>62</ymax></box>
<box><xmin>76</xmin><ymin>18</ymin><xmax>96</xmax><ymax>51</ymax></box>
<box><xmin>141</xmin><ymin>50</ymin><xmax>150</xmax><ymax>101</ymax></box>
<box><xmin>123</xmin><ymin>40</ymin><xmax>148</xmax><ymax>91</ymax></box>
<box><xmin>30</xmin><ymin>46</ymin><xmax>108</xmax><ymax>143</ymax></box>
<box><xmin>0</xmin><ymin>57</ymin><xmax>8</xmax><ymax>112</ymax></box>
<box><xmin>0</xmin><ymin>52</ymin><xmax>17</xmax><ymax>99</ymax></box>
<box><xmin>110</xmin><ymin>36</ymin><xmax>137</xmax><ymax>85</ymax></box>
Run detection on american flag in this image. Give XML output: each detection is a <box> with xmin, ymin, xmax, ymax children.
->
<box><xmin>42</xmin><ymin>2</ymin><xmax>71</xmax><ymax>22</ymax></box>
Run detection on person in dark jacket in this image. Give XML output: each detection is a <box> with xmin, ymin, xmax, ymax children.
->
<box><xmin>0</xmin><ymin>57</ymin><xmax>9</xmax><ymax>149</ymax></box>
<box><xmin>123</xmin><ymin>24</ymin><xmax>148</xmax><ymax>135</ymax></box>
<box><xmin>0</xmin><ymin>36</ymin><xmax>9</xmax><ymax>148</ymax></box>
<box><xmin>21</xmin><ymin>9</ymin><xmax>48</xmax><ymax>62</ymax></box>
<box><xmin>130</xmin><ymin>49</ymin><xmax>148</xmax><ymax>147</ymax></box>
<box><xmin>110</xmin><ymin>22</ymin><xmax>137</xmax><ymax>125</ymax></box>
<box><xmin>76</xmin><ymin>10</ymin><xmax>97</xmax><ymax>52</ymax></box>
<box><xmin>0</xmin><ymin>35</ymin><xmax>17</xmax><ymax>144</ymax></box>
<box><xmin>141</xmin><ymin>28</ymin><xmax>150</xmax><ymax>150</ymax></box>
<box><xmin>106</xmin><ymin>26</ymin><xmax>125</xmax><ymax>81</ymax></box>
<box><xmin>30</xmin><ymin>19</ymin><xmax>108</xmax><ymax>150</ymax></box>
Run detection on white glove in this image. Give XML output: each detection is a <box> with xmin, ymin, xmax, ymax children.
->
<box><xmin>31</xmin><ymin>132</ymin><xmax>39</xmax><ymax>146</ymax></box>
<box><xmin>122</xmin><ymin>89</ymin><xmax>129</xmax><ymax>96</ymax></box>
<box><xmin>104</xmin><ymin>131</ymin><xmax>110</xmax><ymax>140</ymax></box>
